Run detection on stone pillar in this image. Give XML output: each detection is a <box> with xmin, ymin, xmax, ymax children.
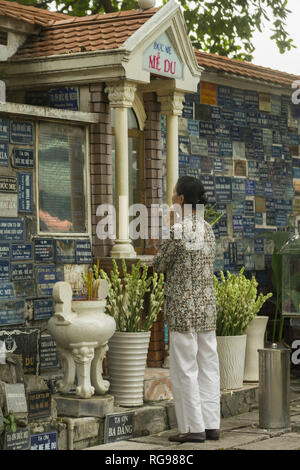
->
<box><xmin>105</xmin><ymin>81</ymin><xmax>137</xmax><ymax>258</ymax></box>
<box><xmin>157</xmin><ymin>91</ymin><xmax>185</xmax><ymax>206</ymax></box>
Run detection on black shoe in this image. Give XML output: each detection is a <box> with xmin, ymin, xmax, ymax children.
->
<box><xmin>205</xmin><ymin>429</ymin><xmax>220</xmax><ymax>440</ymax></box>
<box><xmin>168</xmin><ymin>432</ymin><xmax>206</xmax><ymax>443</ymax></box>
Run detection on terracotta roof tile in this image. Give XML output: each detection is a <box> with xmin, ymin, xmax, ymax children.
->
<box><xmin>195</xmin><ymin>50</ymin><xmax>300</xmax><ymax>87</ymax></box>
<box><xmin>12</xmin><ymin>7</ymin><xmax>159</xmax><ymax>59</ymax></box>
<box><xmin>0</xmin><ymin>0</ymin><xmax>70</xmax><ymax>26</ymax></box>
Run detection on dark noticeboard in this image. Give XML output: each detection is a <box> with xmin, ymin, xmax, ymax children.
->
<box><xmin>13</xmin><ymin>149</ymin><xmax>34</xmax><ymax>168</ymax></box>
<box><xmin>27</xmin><ymin>390</ymin><xmax>51</xmax><ymax>421</ymax></box>
<box><xmin>4</xmin><ymin>428</ymin><xmax>30</xmax><ymax>450</ymax></box>
<box><xmin>104</xmin><ymin>412</ymin><xmax>135</xmax><ymax>443</ymax></box>
<box><xmin>0</xmin><ymin>328</ymin><xmax>40</xmax><ymax>375</ymax></box>
<box><xmin>40</xmin><ymin>334</ymin><xmax>60</xmax><ymax>369</ymax></box>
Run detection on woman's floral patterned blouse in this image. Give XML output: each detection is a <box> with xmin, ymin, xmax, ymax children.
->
<box><xmin>152</xmin><ymin>213</ymin><xmax>217</xmax><ymax>333</ymax></box>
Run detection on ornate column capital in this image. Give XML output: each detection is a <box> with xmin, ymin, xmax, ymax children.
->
<box><xmin>157</xmin><ymin>91</ymin><xmax>185</xmax><ymax>116</ymax></box>
<box><xmin>105</xmin><ymin>80</ymin><xmax>137</xmax><ymax>108</ymax></box>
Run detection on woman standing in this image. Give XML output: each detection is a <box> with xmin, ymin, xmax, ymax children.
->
<box><xmin>152</xmin><ymin>175</ymin><xmax>220</xmax><ymax>443</ymax></box>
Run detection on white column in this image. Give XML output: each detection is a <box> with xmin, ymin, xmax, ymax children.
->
<box><xmin>105</xmin><ymin>81</ymin><xmax>137</xmax><ymax>258</ymax></box>
<box><xmin>157</xmin><ymin>91</ymin><xmax>185</xmax><ymax>206</ymax></box>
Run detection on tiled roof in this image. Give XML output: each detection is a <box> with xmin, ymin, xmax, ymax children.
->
<box><xmin>195</xmin><ymin>50</ymin><xmax>300</xmax><ymax>87</ymax></box>
<box><xmin>0</xmin><ymin>0</ymin><xmax>70</xmax><ymax>26</ymax></box>
<box><xmin>12</xmin><ymin>7</ymin><xmax>159</xmax><ymax>59</ymax></box>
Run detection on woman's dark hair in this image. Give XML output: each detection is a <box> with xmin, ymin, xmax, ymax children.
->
<box><xmin>176</xmin><ymin>176</ymin><xmax>207</xmax><ymax>208</ymax></box>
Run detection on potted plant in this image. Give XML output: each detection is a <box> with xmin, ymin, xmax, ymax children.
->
<box><xmin>99</xmin><ymin>259</ymin><xmax>164</xmax><ymax>407</ymax></box>
<box><xmin>214</xmin><ymin>268</ymin><xmax>272</xmax><ymax>390</ymax></box>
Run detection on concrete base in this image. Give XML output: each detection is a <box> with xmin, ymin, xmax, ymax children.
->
<box><xmin>54</xmin><ymin>393</ymin><xmax>114</xmax><ymax>418</ymax></box>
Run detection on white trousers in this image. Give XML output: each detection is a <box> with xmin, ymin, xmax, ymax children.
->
<box><xmin>169</xmin><ymin>330</ymin><xmax>220</xmax><ymax>433</ymax></box>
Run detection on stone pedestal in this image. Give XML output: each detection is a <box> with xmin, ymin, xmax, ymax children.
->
<box><xmin>54</xmin><ymin>394</ymin><xmax>114</xmax><ymax>418</ymax></box>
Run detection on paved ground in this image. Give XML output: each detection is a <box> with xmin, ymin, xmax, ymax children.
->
<box><xmin>85</xmin><ymin>379</ymin><xmax>300</xmax><ymax>451</ymax></box>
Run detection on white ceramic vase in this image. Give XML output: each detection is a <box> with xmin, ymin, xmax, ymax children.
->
<box><xmin>244</xmin><ymin>316</ymin><xmax>269</xmax><ymax>382</ymax></box>
<box><xmin>108</xmin><ymin>331</ymin><xmax>151</xmax><ymax>406</ymax></box>
<box><xmin>217</xmin><ymin>335</ymin><xmax>247</xmax><ymax>390</ymax></box>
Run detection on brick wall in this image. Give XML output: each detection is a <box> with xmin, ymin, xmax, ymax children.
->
<box><xmin>89</xmin><ymin>83</ymin><xmax>114</xmax><ymax>259</ymax></box>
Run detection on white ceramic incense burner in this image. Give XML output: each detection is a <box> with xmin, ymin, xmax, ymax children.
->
<box><xmin>48</xmin><ymin>280</ymin><xmax>116</xmax><ymax>399</ymax></box>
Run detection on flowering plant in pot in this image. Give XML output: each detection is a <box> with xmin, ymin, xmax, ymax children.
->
<box><xmin>214</xmin><ymin>268</ymin><xmax>272</xmax><ymax>390</ymax></box>
<box><xmin>99</xmin><ymin>258</ymin><xmax>165</xmax><ymax>406</ymax></box>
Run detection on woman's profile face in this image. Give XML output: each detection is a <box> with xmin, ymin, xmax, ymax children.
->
<box><xmin>172</xmin><ymin>184</ymin><xmax>184</xmax><ymax>206</ymax></box>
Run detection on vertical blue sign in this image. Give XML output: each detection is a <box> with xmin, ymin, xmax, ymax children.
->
<box><xmin>0</xmin><ymin>142</ymin><xmax>8</xmax><ymax>166</ymax></box>
<box><xmin>18</xmin><ymin>172</ymin><xmax>33</xmax><ymax>213</ymax></box>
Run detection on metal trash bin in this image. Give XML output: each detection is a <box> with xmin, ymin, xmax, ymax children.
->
<box><xmin>258</xmin><ymin>343</ymin><xmax>290</xmax><ymax>429</ymax></box>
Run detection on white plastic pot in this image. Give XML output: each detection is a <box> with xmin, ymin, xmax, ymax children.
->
<box><xmin>217</xmin><ymin>335</ymin><xmax>247</xmax><ymax>390</ymax></box>
<box><xmin>244</xmin><ymin>316</ymin><xmax>269</xmax><ymax>382</ymax></box>
<box><xmin>108</xmin><ymin>331</ymin><xmax>151</xmax><ymax>406</ymax></box>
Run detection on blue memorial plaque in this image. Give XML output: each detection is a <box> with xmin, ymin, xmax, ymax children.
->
<box><xmin>40</xmin><ymin>334</ymin><xmax>60</xmax><ymax>369</ymax></box>
<box><xmin>10</xmin><ymin>121</ymin><xmax>34</xmax><ymax>145</ymax></box>
<box><xmin>264</xmin><ymin>182</ymin><xmax>273</xmax><ymax>198</ymax></box>
<box><xmin>56</xmin><ymin>240</ymin><xmax>76</xmax><ymax>264</ymax></box>
<box><xmin>213</xmin><ymin>158</ymin><xmax>223</xmax><ymax>174</ymax></box>
<box><xmin>289</xmin><ymin>130</ymin><xmax>299</xmax><ymax>146</ymax></box>
<box><xmin>233</xmin><ymin>109</ymin><xmax>247</xmax><ymax>127</ymax></box>
<box><xmin>211</xmin><ymin>106</ymin><xmax>221</xmax><ymax>121</ymax></box>
<box><xmin>33</xmin><ymin>299</ymin><xmax>54</xmax><ymax>321</ymax></box>
<box><xmin>276</xmin><ymin>210</ymin><xmax>288</xmax><ymax>228</ymax></box>
<box><xmin>0</xmin><ymin>299</ymin><xmax>25</xmax><ymax>326</ymax></box>
<box><xmin>229</xmin><ymin>242</ymin><xmax>237</xmax><ymax>265</ymax></box>
<box><xmin>275</xmin><ymin>199</ymin><xmax>292</xmax><ymax>212</ymax></box>
<box><xmin>34</xmin><ymin>239</ymin><xmax>54</xmax><ymax>262</ymax></box>
<box><xmin>30</xmin><ymin>431</ymin><xmax>58</xmax><ymax>451</ymax></box>
<box><xmin>233</xmin><ymin>215</ymin><xmax>243</xmax><ymax>232</ymax></box>
<box><xmin>258</xmin><ymin>112</ymin><xmax>270</xmax><ymax>128</ymax></box>
<box><xmin>182</xmin><ymin>103</ymin><xmax>193</xmax><ymax>119</ymax></box>
<box><xmin>245</xmin><ymin>200</ymin><xmax>254</xmax><ymax>217</ymax></box>
<box><xmin>232</xmin><ymin>200</ymin><xmax>245</xmax><ymax>215</ymax></box>
<box><xmin>218</xmin><ymin>86</ymin><xmax>232</xmax><ymax>107</ymax></box>
<box><xmin>187</xmin><ymin>120</ymin><xmax>199</xmax><ymax>136</ymax></box>
<box><xmin>11</xmin><ymin>262</ymin><xmax>34</xmax><ymax>281</ymax></box>
<box><xmin>252</xmin><ymin>128</ymin><xmax>263</xmax><ymax>144</ymax></box>
<box><xmin>215</xmin><ymin>177</ymin><xmax>232</xmax><ymax>202</ymax></box>
<box><xmin>18</xmin><ymin>172</ymin><xmax>33</xmax><ymax>213</ymax></box>
<box><xmin>247</xmin><ymin>111</ymin><xmax>258</xmax><ymax>127</ymax></box>
<box><xmin>0</xmin><ymin>260</ymin><xmax>9</xmax><ymax>281</ymax></box>
<box><xmin>255</xmin><ymin>213</ymin><xmax>264</xmax><ymax>226</ymax></box>
<box><xmin>179</xmin><ymin>154</ymin><xmax>189</xmax><ymax>165</ymax></box>
<box><xmin>245</xmin><ymin>91</ymin><xmax>259</xmax><ymax>111</ymax></box>
<box><xmin>266</xmin><ymin>198</ymin><xmax>275</xmax><ymax>210</ymax></box>
<box><xmin>215</xmin><ymin>203</ymin><xmax>227</xmax><ymax>236</ymax></box>
<box><xmin>0</xmin><ymin>242</ymin><xmax>10</xmax><ymax>259</ymax></box>
<box><xmin>271</xmin><ymin>145</ymin><xmax>282</xmax><ymax>159</ymax></box>
<box><xmin>11</xmin><ymin>243</ymin><xmax>32</xmax><ymax>261</ymax></box>
<box><xmin>293</xmin><ymin>168</ymin><xmax>300</xmax><ymax>179</ymax></box>
<box><xmin>232</xmin><ymin>178</ymin><xmax>245</xmax><ymax>200</ymax></box>
<box><xmin>48</xmin><ymin>87</ymin><xmax>79</xmax><ymax>111</ymax></box>
<box><xmin>0</xmin><ymin>116</ymin><xmax>9</xmax><ymax>141</ymax></box>
<box><xmin>0</xmin><ymin>142</ymin><xmax>8</xmax><ymax>166</ymax></box>
<box><xmin>292</xmin><ymin>158</ymin><xmax>300</xmax><ymax>169</ymax></box>
<box><xmin>215</xmin><ymin>123</ymin><xmax>230</xmax><ymax>140</ymax></box>
<box><xmin>221</xmin><ymin>107</ymin><xmax>234</xmax><ymax>121</ymax></box>
<box><xmin>0</xmin><ymin>283</ymin><xmax>14</xmax><ymax>299</ymax></box>
<box><xmin>248</xmin><ymin>161</ymin><xmax>259</xmax><ymax>179</ymax></box>
<box><xmin>76</xmin><ymin>239</ymin><xmax>93</xmax><ymax>264</ymax></box>
<box><xmin>36</xmin><ymin>265</ymin><xmax>64</xmax><ymax>297</ymax></box>
<box><xmin>0</xmin><ymin>218</ymin><xmax>25</xmax><ymax>241</ymax></box>
<box><xmin>245</xmin><ymin>180</ymin><xmax>255</xmax><ymax>196</ymax></box>
<box><xmin>200</xmin><ymin>175</ymin><xmax>215</xmax><ymax>203</ymax></box>
<box><xmin>199</xmin><ymin>121</ymin><xmax>215</xmax><ymax>137</ymax></box>
<box><xmin>230</xmin><ymin>125</ymin><xmax>241</xmax><ymax>141</ymax></box>
<box><xmin>207</xmin><ymin>139</ymin><xmax>219</xmax><ymax>158</ymax></box>
<box><xmin>243</xmin><ymin>217</ymin><xmax>255</xmax><ymax>238</ymax></box>
<box><xmin>13</xmin><ymin>149</ymin><xmax>34</xmax><ymax>168</ymax></box>
<box><xmin>232</xmin><ymin>88</ymin><xmax>245</xmax><ymax>107</ymax></box>
<box><xmin>199</xmin><ymin>157</ymin><xmax>213</xmax><ymax>173</ymax></box>
<box><xmin>219</xmin><ymin>140</ymin><xmax>232</xmax><ymax>158</ymax></box>
<box><xmin>266</xmin><ymin>210</ymin><xmax>276</xmax><ymax>226</ymax></box>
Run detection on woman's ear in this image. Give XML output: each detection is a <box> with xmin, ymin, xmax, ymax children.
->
<box><xmin>179</xmin><ymin>194</ymin><xmax>184</xmax><ymax>206</ymax></box>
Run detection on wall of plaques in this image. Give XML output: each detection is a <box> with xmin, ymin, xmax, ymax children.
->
<box><xmin>0</xmin><ymin>96</ymin><xmax>92</xmax><ymax>376</ymax></box>
<box><xmin>162</xmin><ymin>81</ymin><xmax>300</xmax><ymax>284</ymax></box>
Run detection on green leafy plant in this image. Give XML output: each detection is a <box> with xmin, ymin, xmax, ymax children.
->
<box><xmin>3</xmin><ymin>411</ymin><xmax>17</xmax><ymax>432</ymax></box>
<box><xmin>204</xmin><ymin>204</ymin><xmax>225</xmax><ymax>227</ymax></box>
<box><xmin>99</xmin><ymin>259</ymin><xmax>164</xmax><ymax>332</ymax></box>
<box><xmin>214</xmin><ymin>267</ymin><xmax>272</xmax><ymax>336</ymax></box>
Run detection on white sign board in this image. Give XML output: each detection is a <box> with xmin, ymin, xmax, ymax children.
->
<box><xmin>142</xmin><ymin>32</ymin><xmax>183</xmax><ymax>79</ymax></box>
